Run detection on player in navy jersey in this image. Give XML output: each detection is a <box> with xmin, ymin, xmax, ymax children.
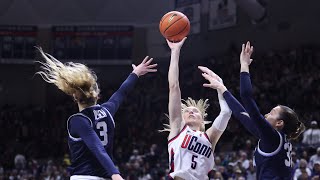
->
<box><xmin>35</xmin><ymin>48</ymin><xmax>157</xmax><ymax>180</ymax></box>
<box><xmin>198</xmin><ymin>41</ymin><xmax>305</xmax><ymax>179</ymax></box>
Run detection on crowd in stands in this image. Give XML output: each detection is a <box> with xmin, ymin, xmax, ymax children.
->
<box><xmin>0</xmin><ymin>45</ymin><xmax>319</xmax><ymax>179</ymax></box>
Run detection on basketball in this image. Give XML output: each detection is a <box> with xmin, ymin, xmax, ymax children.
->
<box><xmin>159</xmin><ymin>11</ymin><xmax>190</xmax><ymax>42</ymax></box>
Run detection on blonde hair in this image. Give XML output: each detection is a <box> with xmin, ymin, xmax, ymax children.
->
<box><xmin>181</xmin><ymin>97</ymin><xmax>210</xmax><ymax>119</ymax></box>
<box><xmin>35</xmin><ymin>47</ymin><xmax>100</xmax><ymax>105</ymax></box>
<box><xmin>160</xmin><ymin>97</ymin><xmax>211</xmax><ymax>132</ymax></box>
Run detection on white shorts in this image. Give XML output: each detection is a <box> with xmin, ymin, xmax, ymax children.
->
<box><xmin>70</xmin><ymin>175</ymin><xmax>110</xmax><ymax>180</ymax></box>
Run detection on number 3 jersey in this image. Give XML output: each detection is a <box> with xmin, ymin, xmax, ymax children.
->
<box><xmin>67</xmin><ymin>104</ymin><xmax>115</xmax><ymax>177</ymax></box>
<box><xmin>168</xmin><ymin>125</ymin><xmax>214</xmax><ymax>180</ymax></box>
<box><xmin>254</xmin><ymin>131</ymin><xmax>293</xmax><ymax>179</ymax></box>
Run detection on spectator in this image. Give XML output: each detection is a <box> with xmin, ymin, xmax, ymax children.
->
<box><xmin>294</xmin><ymin>159</ymin><xmax>312</xmax><ymax>180</ymax></box>
<box><xmin>212</xmin><ymin>170</ymin><xmax>224</xmax><ymax>180</ymax></box>
<box><xmin>246</xmin><ymin>160</ymin><xmax>256</xmax><ymax>180</ymax></box>
<box><xmin>237</xmin><ymin>151</ymin><xmax>249</xmax><ymax>170</ymax></box>
<box><xmin>312</xmin><ymin>161</ymin><xmax>320</xmax><ymax>179</ymax></box>
<box><xmin>292</xmin><ymin>151</ymin><xmax>301</xmax><ymax>170</ymax></box>
<box><xmin>302</xmin><ymin>121</ymin><xmax>320</xmax><ymax>147</ymax></box>
<box><xmin>309</xmin><ymin>148</ymin><xmax>320</xmax><ymax>169</ymax></box>
<box><xmin>14</xmin><ymin>153</ymin><xmax>26</xmax><ymax>170</ymax></box>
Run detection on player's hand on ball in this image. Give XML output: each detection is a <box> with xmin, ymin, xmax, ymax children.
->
<box><xmin>240</xmin><ymin>41</ymin><xmax>254</xmax><ymax>66</ymax></box>
<box><xmin>132</xmin><ymin>56</ymin><xmax>157</xmax><ymax>77</ymax></box>
<box><xmin>166</xmin><ymin>37</ymin><xmax>187</xmax><ymax>51</ymax></box>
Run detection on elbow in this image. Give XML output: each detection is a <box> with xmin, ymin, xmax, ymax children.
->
<box><xmin>218</xmin><ymin>109</ymin><xmax>232</xmax><ymax>124</ymax></box>
<box><xmin>216</xmin><ymin>111</ymin><xmax>232</xmax><ymax>125</ymax></box>
<box><xmin>220</xmin><ymin>110</ymin><xmax>232</xmax><ymax>119</ymax></box>
<box><xmin>169</xmin><ymin>82</ymin><xmax>180</xmax><ymax>90</ymax></box>
<box><xmin>240</xmin><ymin>90</ymin><xmax>252</xmax><ymax>99</ymax></box>
<box><xmin>221</xmin><ymin>109</ymin><xmax>232</xmax><ymax>116</ymax></box>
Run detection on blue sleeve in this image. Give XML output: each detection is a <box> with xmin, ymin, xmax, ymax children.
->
<box><xmin>69</xmin><ymin>116</ymin><xmax>120</xmax><ymax>177</ymax></box>
<box><xmin>223</xmin><ymin>91</ymin><xmax>260</xmax><ymax>138</ymax></box>
<box><xmin>240</xmin><ymin>72</ymin><xmax>280</xmax><ymax>152</ymax></box>
<box><xmin>102</xmin><ymin>73</ymin><xmax>138</xmax><ymax>116</ymax></box>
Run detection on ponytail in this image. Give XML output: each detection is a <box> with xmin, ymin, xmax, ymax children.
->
<box><xmin>278</xmin><ymin>105</ymin><xmax>305</xmax><ymax>140</ymax></box>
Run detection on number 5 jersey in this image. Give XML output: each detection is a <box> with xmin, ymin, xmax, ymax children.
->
<box><xmin>168</xmin><ymin>125</ymin><xmax>214</xmax><ymax>180</ymax></box>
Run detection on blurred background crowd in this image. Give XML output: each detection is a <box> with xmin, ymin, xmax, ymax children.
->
<box><xmin>0</xmin><ymin>45</ymin><xmax>319</xmax><ymax>180</ymax></box>
<box><xmin>1</xmin><ymin>0</ymin><xmax>320</xmax><ymax>179</ymax></box>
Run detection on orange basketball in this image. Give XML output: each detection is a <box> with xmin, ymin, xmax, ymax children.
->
<box><xmin>159</xmin><ymin>11</ymin><xmax>190</xmax><ymax>42</ymax></box>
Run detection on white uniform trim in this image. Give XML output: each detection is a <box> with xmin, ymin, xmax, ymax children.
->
<box><xmin>70</xmin><ymin>175</ymin><xmax>109</xmax><ymax>180</ymax></box>
<box><xmin>101</xmin><ymin>106</ymin><xmax>115</xmax><ymax>127</ymax></box>
<box><xmin>67</xmin><ymin>113</ymin><xmax>93</xmax><ymax>141</ymax></box>
<box><xmin>168</xmin><ymin>125</ymin><xmax>187</xmax><ymax>144</ymax></box>
<box><xmin>257</xmin><ymin>131</ymin><xmax>283</xmax><ymax>157</ymax></box>
<box><xmin>168</xmin><ymin>125</ymin><xmax>214</xmax><ymax>180</ymax></box>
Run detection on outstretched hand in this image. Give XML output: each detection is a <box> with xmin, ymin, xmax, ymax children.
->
<box><xmin>132</xmin><ymin>56</ymin><xmax>157</xmax><ymax>77</ymax></box>
<box><xmin>240</xmin><ymin>41</ymin><xmax>254</xmax><ymax>66</ymax></box>
<box><xmin>166</xmin><ymin>37</ymin><xmax>187</xmax><ymax>51</ymax></box>
<box><xmin>198</xmin><ymin>66</ymin><xmax>227</xmax><ymax>93</ymax></box>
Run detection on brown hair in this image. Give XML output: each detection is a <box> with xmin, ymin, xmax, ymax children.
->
<box><xmin>278</xmin><ymin>105</ymin><xmax>305</xmax><ymax>140</ymax></box>
<box><xmin>35</xmin><ymin>47</ymin><xmax>100</xmax><ymax>105</ymax></box>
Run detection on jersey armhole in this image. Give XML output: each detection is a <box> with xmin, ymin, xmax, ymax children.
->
<box><xmin>67</xmin><ymin>113</ymin><xmax>92</xmax><ymax>141</ymax></box>
<box><xmin>204</xmin><ymin>132</ymin><xmax>210</xmax><ymax>142</ymax></box>
<box><xmin>101</xmin><ymin>106</ymin><xmax>115</xmax><ymax>127</ymax></box>
<box><xmin>257</xmin><ymin>131</ymin><xmax>283</xmax><ymax>157</ymax></box>
<box><xmin>168</xmin><ymin>125</ymin><xmax>187</xmax><ymax>144</ymax></box>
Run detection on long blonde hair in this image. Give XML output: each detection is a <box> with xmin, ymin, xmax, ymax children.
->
<box><xmin>35</xmin><ymin>47</ymin><xmax>100</xmax><ymax>105</ymax></box>
<box><xmin>160</xmin><ymin>97</ymin><xmax>211</xmax><ymax>132</ymax></box>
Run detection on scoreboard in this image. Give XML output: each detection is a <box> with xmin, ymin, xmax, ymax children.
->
<box><xmin>52</xmin><ymin>25</ymin><xmax>134</xmax><ymax>60</ymax></box>
<box><xmin>0</xmin><ymin>25</ymin><xmax>37</xmax><ymax>59</ymax></box>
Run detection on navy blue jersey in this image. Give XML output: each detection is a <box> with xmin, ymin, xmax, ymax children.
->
<box><xmin>66</xmin><ymin>73</ymin><xmax>138</xmax><ymax>178</ymax></box>
<box><xmin>67</xmin><ymin>105</ymin><xmax>115</xmax><ymax>177</ymax></box>
<box><xmin>223</xmin><ymin>72</ymin><xmax>294</xmax><ymax>179</ymax></box>
<box><xmin>254</xmin><ymin>131</ymin><xmax>293</xmax><ymax>179</ymax></box>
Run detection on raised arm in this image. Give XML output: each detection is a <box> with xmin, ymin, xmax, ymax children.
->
<box><xmin>102</xmin><ymin>56</ymin><xmax>157</xmax><ymax>116</ymax></box>
<box><xmin>223</xmin><ymin>90</ymin><xmax>260</xmax><ymax>138</ymax></box>
<box><xmin>198</xmin><ymin>66</ymin><xmax>260</xmax><ymax>138</ymax></box>
<box><xmin>167</xmin><ymin>38</ymin><xmax>187</xmax><ymax>140</ymax></box>
<box><xmin>239</xmin><ymin>42</ymin><xmax>280</xmax><ymax>149</ymax></box>
<box><xmin>239</xmin><ymin>42</ymin><xmax>262</xmax><ymax>118</ymax></box>
<box><xmin>197</xmin><ymin>67</ymin><xmax>232</xmax><ymax>147</ymax></box>
<box><xmin>206</xmin><ymin>91</ymin><xmax>232</xmax><ymax>148</ymax></box>
<box><xmin>69</xmin><ymin>116</ymin><xmax>123</xmax><ymax>179</ymax></box>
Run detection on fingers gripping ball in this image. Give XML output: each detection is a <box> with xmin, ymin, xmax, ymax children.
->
<box><xmin>159</xmin><ymin>11</ymin><xmax>190</xmax><ymax>42</ymax></box>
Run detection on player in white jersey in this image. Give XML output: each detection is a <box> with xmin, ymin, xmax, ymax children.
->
<box><xmin>168</xmin><ymin>125</ymin><xmax>215</xmax><ymax>179</ymax></box>
<box><xmin>164</xmin><ymin>37</ymin><xmax>232</xmax><ymax>180</ymax></box>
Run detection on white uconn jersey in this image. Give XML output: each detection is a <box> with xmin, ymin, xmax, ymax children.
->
<box><xmin>168</xmin><ymin>125</ymin><xmax>214</xmax><ymax>180</ymax></box>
